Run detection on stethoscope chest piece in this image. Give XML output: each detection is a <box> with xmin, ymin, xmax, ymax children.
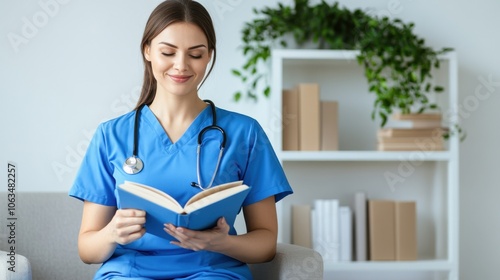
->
<box><xmin>123</xmin><ymin>156</ymin><xmax>144</xmax><ymax>175</ymax></box>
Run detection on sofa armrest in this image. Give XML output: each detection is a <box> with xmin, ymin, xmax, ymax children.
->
<box><xmin>248</xmin><ymin>243</ymin><xmax>323</xmax><ymax>280</ymax></box>
<box><xmin>0</xmin><ymin>251</ymin><xmax>32</xmax><ymax>280</ymax></box>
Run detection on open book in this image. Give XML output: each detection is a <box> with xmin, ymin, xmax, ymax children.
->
<box><xmin>117</xmin><ymin>180</ymin><xmax>250</xmax><ymax>241</ymax></box>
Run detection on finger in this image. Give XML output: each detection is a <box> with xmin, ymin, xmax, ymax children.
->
<box><xmin>115</xmin><ymin>217</ymin><xmax>146</xmax><ymax>229</ymax></box>
<box><xmin>131</xmin><ymin>209</ymin><xmax>146</xmax><ymax>217</ymax></box>
<box><xmin>164</xmin><ymin>224</ymin><xmax>190</xmax><ymax>240</ymax></box>
<box><xmin>118</xmin><ymin>209</ymin><xmax>146</xmax><ymax>217</ymax></box>
<box><xmin>125</xmin><ymin>227</ymin><xmax>146</xmax><ymax>238</ymax></box>
<box><xmin>174</xmin><ymin>227</ymin><xmax>196</xmax><ymax>240</ymax></box>
<box><xmin>164</xmin><ymin>225</ymin><xmax>202</xmax><ymax>250</ymax></box>
<box><xmin>116</xmin><ymin>224</ymin><xmax>145</xmax><ymax>237</ymax></box>
<box><xmin>163</xmin><ymin>224</ymin><xmax>182</xmax><ymax>241</ymax></box>
<box><xmin>116</xmin><ymin>227</ymin><xmax>146</xmax><ymax>245</ymax></box>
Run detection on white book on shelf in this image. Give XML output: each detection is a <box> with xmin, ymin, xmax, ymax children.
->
<box><xmin>311</xmin><ymin>201</ymin><xmax>322</xmax><ymax>257</ymax></box>
<box><xmin>339</xmin><ymin>206</ymin><xmax>353</xmax><ymax>262</ymax></box>
<box><xmin>312</xmin><ymin>199</ymin><xmax>340</xmax><ymax>262</ymax></box>
<box><xmin>328</xmin><ymin>199</ymin><xmax>340</xmax><ymax>262</ymax></box>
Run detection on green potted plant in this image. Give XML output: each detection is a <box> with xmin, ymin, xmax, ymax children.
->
<box><xmin>232</xmin><ymin>0</ymin><xmax>461</xmax><ymax>138</ymax></box>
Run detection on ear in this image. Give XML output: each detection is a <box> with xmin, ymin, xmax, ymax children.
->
<box><xmin>144</xmin><ymin>45</ymin><xmax>151</xmax><ymax>61</ymax></box>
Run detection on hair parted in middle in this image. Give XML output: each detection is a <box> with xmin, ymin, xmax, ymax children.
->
<box><xmin>136</xmin><ymin>0</ymin><xmax>216</xmax><ymax>109</ymax></box>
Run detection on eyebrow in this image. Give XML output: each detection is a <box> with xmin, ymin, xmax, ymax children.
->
<box><xmin>158</xmin><ymin>42</ymin><xmax>207</xmax><ymax>50</ymax></box>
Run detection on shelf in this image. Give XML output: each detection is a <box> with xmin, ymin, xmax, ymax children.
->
<box><xmin>271</xmin><ymin>48</ymin><xmax>459</xmax><ymax>279</ymax></box>
<box><xmin>324</xmin><ymin>260</ymin><xmax>453</xmax><ymax>272</ymax></box>
<box><xmin>273</xmin><ymin>49</ymin><xmax>361</xmax><ymax>60</ymax></box>
<box><xmin>278</xmin><ymin>150</ymin><xmax>452</xmax><ymax>162</ymax></box>
<box><xmin>273</xmin><ymin>48</ymin><xmax>455</xmax><ymax>62</ymax></box>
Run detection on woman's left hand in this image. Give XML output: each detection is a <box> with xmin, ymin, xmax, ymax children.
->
<box><xmin>164</xmin><ymin>217</ymin><xmax>230</xmax><ymax>251</ymax></box>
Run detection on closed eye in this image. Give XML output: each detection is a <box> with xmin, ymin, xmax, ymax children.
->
<box><xmin>162</xmin><ymin>53</ymin><xmax>202</xmax><ymax>59</ymax></box>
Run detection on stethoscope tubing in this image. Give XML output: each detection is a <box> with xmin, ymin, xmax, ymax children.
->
<box><xmin>123</xmin><ymin>100</ymin><xmax>226</xmax><ymax>190</ymax></box>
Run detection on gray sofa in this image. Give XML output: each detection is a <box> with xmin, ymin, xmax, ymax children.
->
<box><xmin>0</xmin><ymin>193</ymin><xmax>323</xmax><ymax>280</ymax></box>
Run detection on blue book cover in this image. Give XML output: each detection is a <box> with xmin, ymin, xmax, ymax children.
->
<box><xmin>117</xmin><ymin>181</ymin><xmax>250</xmax><ymax>241</ymax></box>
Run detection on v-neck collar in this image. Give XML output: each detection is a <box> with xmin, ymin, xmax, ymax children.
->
<box><xmin>140</xmin><ymin>105</ymin><xmax>212</xmax><ymax>154</ymax></box>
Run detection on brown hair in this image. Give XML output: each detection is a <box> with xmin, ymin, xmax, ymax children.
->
<box><xmin>136</xmin><ymin>0</ymin><xmax>216</xmax><ymax>109</ymax></box>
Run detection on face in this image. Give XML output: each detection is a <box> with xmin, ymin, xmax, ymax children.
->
<box><xmin>144</xmin><ymin>22</ymin><xmax>212</xmax><ymax>98</ymax></box>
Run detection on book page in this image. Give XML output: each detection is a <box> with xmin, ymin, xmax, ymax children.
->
<box><xmin>183</xmin><ymin>184</ymin><xmax>249</xmax><ymax>214</ymax></box>
<box><xmin>119</xmin><ymin>181</ymin><xmax>183</xmax><ymax>213</ymax></box>
<box><xmin>185</xmin><ymin>181</ymin><xmax>243</xmax><ymax>205</ymax></box>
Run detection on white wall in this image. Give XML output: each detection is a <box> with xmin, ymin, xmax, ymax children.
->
<box><xmin>1</xmin><ymin>0</ymin><xmax>499</xmax><ymax>279</ymax></box>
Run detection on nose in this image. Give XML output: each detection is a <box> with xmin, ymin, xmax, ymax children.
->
<box><xmin>173</xmin><ymin>53</ymin><xmax>188</xmax><ymax>72</ymax></box>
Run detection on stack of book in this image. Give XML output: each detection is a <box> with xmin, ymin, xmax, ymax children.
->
<box><xmin>377</xmin><ymin>113</ymin><xmax>445</xmax><ymax>151</ymax></box>
<box><xmin>292</xmin><ymin>200</ymin><xmax>352</xmax><ymax>262</ymax></box>
<box><xmin>282</xmin><ymin>83</ymin><xmax>339</xmax><ymax>151</ymax></box>
<box><xmin>291</xmin><ymin>192</ymin><xmax>417</xmax><ymax>262</ymax></box>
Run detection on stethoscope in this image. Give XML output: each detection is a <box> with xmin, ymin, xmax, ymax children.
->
<box><xmin>122</xmin><ymin>99</ymin><xmax>227</xmax><ymax>190</ymax></box>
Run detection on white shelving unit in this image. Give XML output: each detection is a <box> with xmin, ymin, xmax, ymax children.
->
<box><xmin>271</xmin><ymin>49</ymin><xmax>459</xmax><ymax>280</ymax></box>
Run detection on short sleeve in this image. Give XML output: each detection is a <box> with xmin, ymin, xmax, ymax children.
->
<box><xmin>68</xmin><ymin>124</ymin><xmax>117</xmax><ymax>206</ymax></box>
<box><xmin>241</xmin><ymin>120</ymin><xmax>293</xmax><ymax>205</ymax></box>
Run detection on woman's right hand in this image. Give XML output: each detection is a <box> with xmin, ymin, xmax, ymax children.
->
<box><xmin>107</xmin><ymin>209</ymin><xmax>146</xmax><ymax>245</ymax></box>
<box><xmin>78</xmin><ymin>202</ymin><xmax>147</xmax><ymax>263</ymax></box>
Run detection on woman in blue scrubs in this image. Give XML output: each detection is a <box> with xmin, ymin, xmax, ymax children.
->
<box><xmin>69</xmin><ymin>0</ymin><xmax>292</xmax><ymax>279</ymax></box>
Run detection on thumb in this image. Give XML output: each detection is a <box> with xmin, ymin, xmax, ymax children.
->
<box><xmin>217</xmin><ymin>217</ymin><xmax>228</xmax><ymax>229</ymax></box>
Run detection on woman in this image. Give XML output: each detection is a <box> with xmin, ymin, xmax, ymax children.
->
<box><xmin>69</xmin><ymin>0</ymin><xmax>292</xmax><ymax>279</ymax></box>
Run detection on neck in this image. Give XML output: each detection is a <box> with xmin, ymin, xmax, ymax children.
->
<box><xmin>149</xmin><ymin>93</ymin><xmax>207</xmax><ymax>126</ymax></box>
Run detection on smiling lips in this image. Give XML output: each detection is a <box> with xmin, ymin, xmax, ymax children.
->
<box><xmin>169</xmin><ymin>74</ymin><xmax>192</xmax><ymax>83</ymax></box>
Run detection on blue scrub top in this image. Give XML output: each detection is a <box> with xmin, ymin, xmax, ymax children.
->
<box><xmin>69</xmin><ymin>105</ymin><xmax>293</xmax><ymax>280</ymax></box>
